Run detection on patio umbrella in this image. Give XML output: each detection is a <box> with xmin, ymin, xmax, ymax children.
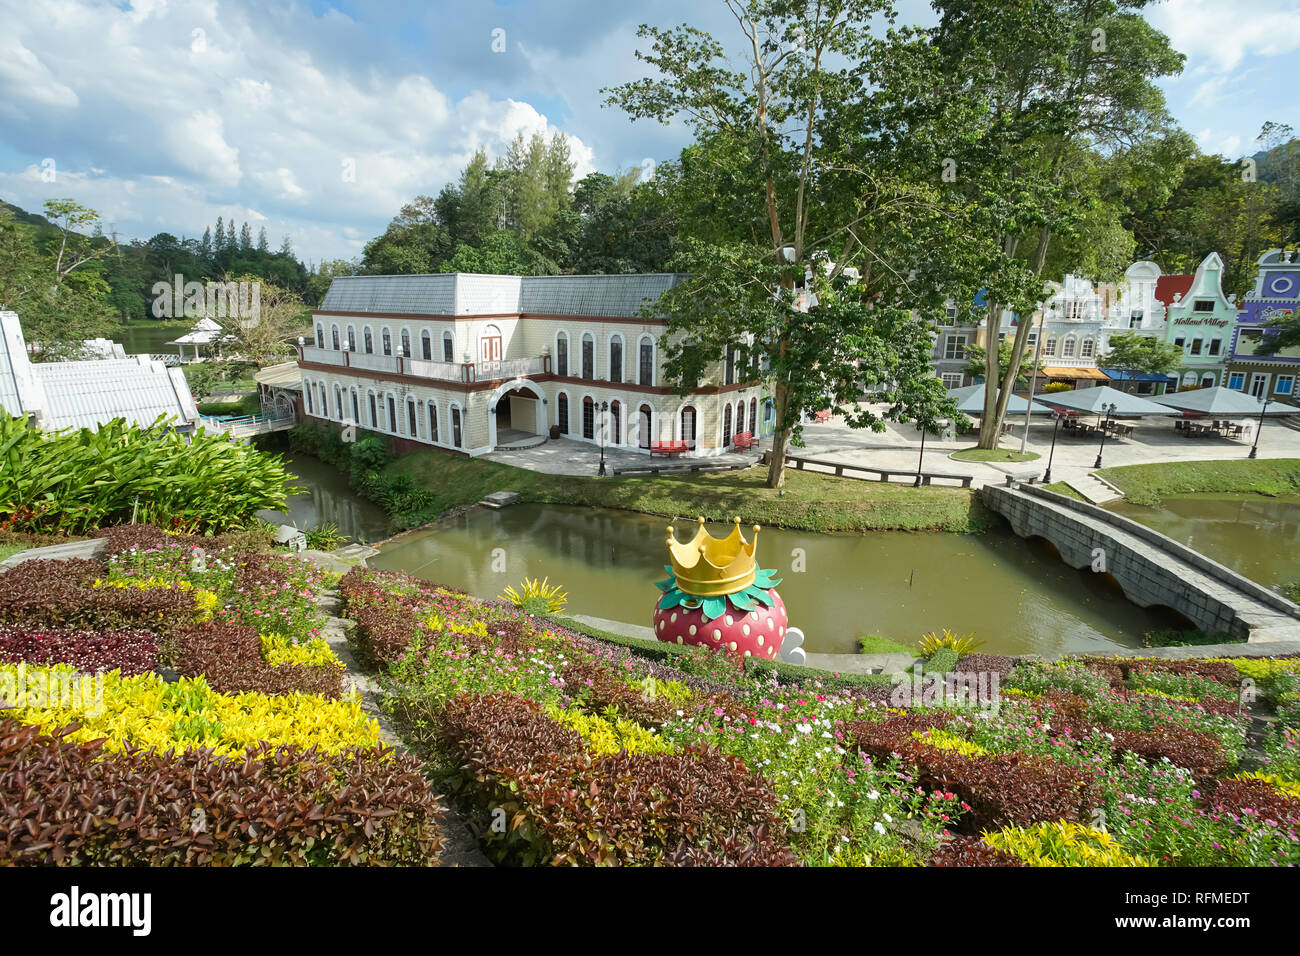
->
<box><xmin>945</xmin><ymin>383</ymin><xmax>1055</xmax><ymax>416</ymax></box>
<box><xmin>1037</xmin><ymin>385</ymin><xmax>1174</xmax><ymax>417</ymax></box>
<box><xmin>1152</xmin><ymin>386</ymin><xmax>1294</xmax><ymax>417</ymax></box>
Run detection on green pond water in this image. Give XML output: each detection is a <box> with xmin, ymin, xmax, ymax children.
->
<box><xmin>370</xmin><ymin>504</ymin><xmax>1182</xmax><ymax>656</ymax></box>
<box><xmin>117</xmin><ymin>321</ymin><xmax>187</xmax><ymax>355</ymax></box>
<box><xmin>257</xmin><ymin>453</ymin><xmax>395</xmax><ymax>544</ymax></box>
<box><xmin>1106</xmin><ymin>494</ymin><xmax>1300</xmax><ymax>594</ymax></box>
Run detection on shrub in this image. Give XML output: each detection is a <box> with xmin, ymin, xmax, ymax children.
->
<box><xmin>919</xmin><ymin>629</ymin><xmax>982</xmax><ymax>657</ymax></box>
<box><xmin>439</xmin><ymin>691</ymin><xmax>795</xmax><ymax>866</ymax></box>
<box><xmin>1109</xmin><ymin>725</ymin><xmax>1229</xmax><ymax>777</ymax></box>
<box><xmin>982</xmin><ymin>822</ymin><xmax>1155</xmax><ymax>867</ymax></box>
<box><xmin>925</xmin><ymin>647</ymin><xmax>960</xmax><ymax>675</ymax></box>
<box><xmin>500</xmin><ymin>577</ymin><xmax>568</xmax><ymax>614</ymax></box>
<box><xmin>1207</xmin><ymin>777</ymin><xmax>1300</xmax><ymax>824</ymax></box>
<box><xmin>173</xmin><ymin>622</ymin><xmax>345</xmax><ymax>698</ymax></box>
<box><xmin>952</xmin><ymin>654</ymin><xmax>1018</xmax><ymax>680</ymax></box>
<box><xmin>0</xmin><ymin>625</ymin><xmax>157</xmax><ymax>677</ymax></box>
<box><xmin>0</xmin><ymin>559</ymin><xmax>197</xmax><ymax>636</ymax></box>
<box><xmin>0</xmin><ymin>719</ymin><xmax>442</xmax><ymax>866</ymax></box>
<box><xmin>929</xmin><ymin>836</ymin><xmax>1023</xmax><ymax>867</ymax></box>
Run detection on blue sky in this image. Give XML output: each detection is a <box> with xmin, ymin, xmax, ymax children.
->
<box><xmin>0</xmin><ymin>0</ymin><xmax>1295</xmax><ymax>265</ymax></box>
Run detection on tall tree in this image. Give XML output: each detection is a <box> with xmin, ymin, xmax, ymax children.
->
<box><xmin>608</xmin><ymin>0</ymin><xmax>965</xmax><ymax>487</ymax></box>
<box><xmin>239</xmin><ymin>221</ymin><xmax>253</xmax><ymax>252</ymax></box>
<box><xmin>256</xmin><ymin>226</ymin><xmax>269</xmax><ymax>253</ymax></box>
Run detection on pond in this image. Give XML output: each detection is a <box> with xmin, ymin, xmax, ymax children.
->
<box><xmin>116</xmin><ymin>321</ymin><xmax>188</xmax><ymax>356</ymax></box>
<box><xmin>256</xmin><ymin>453</ymin><xmax>395</xmax><ymax>544</ymax></box>
<box><xmin>1106</xmin><ymin>494</ymin><xmax>1300</xmax><ymax>594</ymax></box>
<box><xmin>370</xmin><ymin>504</ymin><xmax>1183</xmax><ymax>656</ymax></box>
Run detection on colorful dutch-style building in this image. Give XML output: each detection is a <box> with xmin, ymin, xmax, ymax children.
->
<box><xmin>1158</xmin><ymin>252</ymin><xmax>1235</xmax><ymax>391</ymax></box>
<box><xmin>298</xmin><ymin>273</ymin><xmax>770</xmax><ymax>457</ymax></box>
<box><xmin>1227</xmin><ymin>249</ymin><xmax>1300</xmax><ymax>405</ymax></box>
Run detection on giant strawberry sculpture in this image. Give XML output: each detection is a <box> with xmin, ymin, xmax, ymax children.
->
<box><xmin>653</xmin><ymin>517</ymin><xmax>788</xmax><ymax>660</ymax></box>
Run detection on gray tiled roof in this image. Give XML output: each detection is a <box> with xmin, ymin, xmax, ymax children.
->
<box><xmin>320</xmin><ymin>274</ymin><xmax>458</xmax><ymax>314</ymax></box>
<box><xmin>318</xmin><ymin>273</ymin><xmax>688</xmax><ymax>318</ymax></box>
<box><xmin>520</xmin><ymin>274</ymin><xmax>687</xmax><ymax>317</ymax></box>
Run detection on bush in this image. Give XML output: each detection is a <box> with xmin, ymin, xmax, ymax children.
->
<box><xmin>173</xmin><ymin>622</ymin><xmax>345</xmax><ymax>698</ymax></box>
<box><xmin>930</xmin><ymin>836</ymin><xmax>1023</xmax><ymax>867</ymax></box>
<box><xmin>1208</xmin><ymin>777</ymin><xmax>1300</xmax><ymax>824</ymax></box>
<box><xmin>0</xmin><ymin>719</ymin><xmax>442</xmax><ymax>866</ymax></box>
<box><xmin>0</xmin><ymin>559</ymin><xmax>197</xmax><ymax>636</ymax></box>
<box><xmin>439</xmin><ymin>691</ymin><xmax>796</xmax><ymax>866</ymax></box>
<box><xmin>925</xmin><ymin>647</ymin><xmax>960</xmax><ymax>675</ymax></box>
<box><xmin>1109</xmin><ymin>726</ymin><xmax>1230</xmax><ymax>777</ymax></box>
<box><xmin>0</xmin><ymin>625</ymin><xmax>157</xmax><ymax>676</ymax></box>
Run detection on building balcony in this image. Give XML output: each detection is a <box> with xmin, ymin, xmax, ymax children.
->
<box><xmin>298</xmin><ymin>345</ymin><xmax>551</xmax><ymax>386</ymax></box>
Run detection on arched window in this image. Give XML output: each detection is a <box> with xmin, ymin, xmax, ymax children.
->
<box><xmin>400</xmin><ymin>328</ymin><xmax>411</xmax><ymax>358</ymax></box>
<box><xmin>442</xmin><ymin>331</ymin><xmax>455</xmax><ymax>363</ymax></box>
<box><xmin>723</xmin><ymin>405</ymin><xmax>733</xmax><ymax>446</ymax></box>
<box><xmin>407</xmin><ymin>397</ymin><xmax>417</xmax><ymax>437</ymax></box>
<box><xmin>346</xmin><ymin>325</ymin><xmax>356</xmax><ymax>351</ymax></box>
<box><xmin>421</xmin><ymin>330</ymin><xmax>432</xmax><ymax>361</ymax></box>
<box><xmin>609</xmin><ymin>335</ymin><xmax>623</xmax><ymax>383</ymax></box>
<box><xmin>639</xmin><ymin>337</ymin><xmax>654</xmax><ymax>386</ymax></box>
<box><xmin>331</xmin><ymin>324</ymin><xmax>340</xmax><ymax>350</ymax></box>
<box><xmin>725</xmin><ymin>345</ymin><xmax>737</xmax><ymax>386</ymax></box>
<box><xmin>318</xmin><ymin>384</ymin><xmax>327</xmax><ymax>417</ymax></box>
<box><xmin>1062</xmin><ymin>335</ymin><xmax>1077</xmax><ymax>358</ymax></box>
<box><xmin>581</xmin><ymin>333</ymin><xmax>595</xmax><ymax>380</ymax></box>
<box><xmin>736</xmin><ymin>400</ymin><xmax>746</xmax><ymax>435</ymax></box>
<box><xmin>382</xmin><ymin>328</ymin><xmax>392</xmax><ymax>357</ymax></box>
<box><xmin>333</xmin><ymin>385</ymin><xmax>342</xmax><ymax>419</ymax></box>
<box><xmin>428</xmin><ymin>402</ymin><xmax>439</xmax><ymax>443</ymax></box>
<box><xmin>315</xmin><ymin>324</ymin><xmax>324</xmax><ymax>348</ymax></box>
<box><xmin>681</xmin><ymin>406</ymin><xmax>697</xmax><ymax>449</ymax></box>
<box><xmin>1080</xmin><ymin>337</ymin><xmax>1094</xmax><ymax>358</ymax></box>
<box><xmin>1042</xmin><ymin>336</ymin><xmax>1057</xmax><ymax>357</ymax></box>
<box><xmin>368</xmin><ymin>392</ymin><xmax>378</xmax><ymax>428</ymax></box>
<box><xmin>451</xmin><ymin>406</ymin><xmax>462</xmax><ymax>448</ymax></box>
<box><xmin>556</xmin><ymin>332</ymin><xmax>569</xmax><ymax>376</ymax></box>
<box><xmin>350</xmin><ymin>388</ymin><xmax>359</xmax><ymax>425</ymax></box>
<box><xmin>610</xmin><ymin>400</ymin><xmax>621</xmax><ymax>445</ymax></box>
<box><xmin>304</xmin><ymin>381</ymin><xmax>313</xmax><ymax>414</ymax></box>
<box><xmin>386</xmin><ymin>395</ymin><xmax>397</xmax><ymax>433</ymax></box>
<box><xmin>364</xmin><ymin>326</ymin><xmax>374</xmax><ymax>354</ymax></box>
<box><xmin>557</xmin><ymin>393</ymin><xmax>569</xmax><ymax>434</ymax></box>
<box><xmin>582</xmin><ymin>396</ymin><xmax>595</xmax><ymax>439</ymax></box>
<box><xmin>481</xmin><ymin>324</ymin><xmax>502</xmax><ymax>364</ymax></box>
<box><xmin>750</xmin><ymin>398</ymin><xmax>758</xmax><ymax>436</ymax></box>
<box><xmin>638</xmin><ymin>404</ymin><xmax>652</xmax><ymax>449</ymax></box>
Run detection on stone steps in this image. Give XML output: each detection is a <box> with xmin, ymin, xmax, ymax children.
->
<box><xmin>1064</xmin><ymin>472</ymin><xmax>1122</xmax><ymax>504</ymax></box>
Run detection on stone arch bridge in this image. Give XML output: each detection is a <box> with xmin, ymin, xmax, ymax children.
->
<box><xmin>980</xmin><ymin>481</ymin><xmax>1300</xmax><ymax>643</ymax></box>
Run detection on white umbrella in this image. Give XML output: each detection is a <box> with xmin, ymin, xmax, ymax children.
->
<box><xmin>1153</xmin><ymin>386</ymin><xmax>1293</xmax><ymax>417</ymax></box>
<box><xmin>1039</xmin><ymin>385</ymin><xmax>1173</xmax><ymax>417</ymax></box>
<box><xmin>945</xmin><ymin>383</ymin><xmax>1055</xmax><ymax>415</ymax></box>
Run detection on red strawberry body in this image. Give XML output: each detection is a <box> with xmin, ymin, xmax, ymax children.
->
<box><xmin>653</xmin><ymin>590</ymin><xmax>788</xmax><ymax>660</ymax></box>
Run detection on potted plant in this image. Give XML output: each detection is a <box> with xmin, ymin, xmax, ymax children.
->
<box><xmin>549</xmin><ymin>424</ymin><xmax>561</xmax><ymax>439</ymax></box>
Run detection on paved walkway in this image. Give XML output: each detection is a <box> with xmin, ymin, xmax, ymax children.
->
<box><xmin>484</xmin><ymin>436</ymin><xmax>763</xmax><ymax>477</ymax></box>
<box><xmin>790</xmin><ymin>404</ymin><xmax>1300</xmax><ymax>492</ymax></box>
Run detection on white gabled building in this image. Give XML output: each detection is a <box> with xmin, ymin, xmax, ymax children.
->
<box><xmin>0</xmin><ymin>311</ymin><xmax>200</xmax><ymax>432</ymax></box>
<box><xmin>299</xmin><ymin>273</ymin><xmax>770</xmax><ymax>457</ymax></box>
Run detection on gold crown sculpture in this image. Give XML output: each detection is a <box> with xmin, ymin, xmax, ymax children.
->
<box><xmin>666</xmin><ymin>517</ymin><xmax>761</xmax><ymax>597</ymax></box>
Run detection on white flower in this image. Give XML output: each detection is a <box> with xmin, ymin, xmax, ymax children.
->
<box><xmin>866</xmin><ymin>790</ymin><xmax>880</xmax><ymax>800</ymax></box>
<box><xmin>797</xmin><ymin>723</ymin><xmax>812</xmax><ymax>734</ymax></box>
<box><xmin>873</xmin><ymin>822</ymin><xmax>886</xmax><ymax>834</ymax></box>
<box><xmin>883</xmin><ymin>813</ymin><xmax>893</xmax><ymax>824</ymax></box>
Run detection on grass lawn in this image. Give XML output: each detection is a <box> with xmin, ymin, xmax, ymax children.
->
<box><xmin>856</xmin><ymin>634</ymin><xmax>918</xmax><ymax>655</ymax></box>
<box><xmin>1096</xmin><ymin>458</ymin><xmax>1300</xmax><ymax>507</ymax></box>
<box><xmin>0</xmin><ymin>543</ymin><xmax>26</xmax><ymax>564</ymax></box>
<box><xmin>388</xmin><ymin>451</ymin><xmax>995</xmax><ymax>534</ymax></box>
<box><xmin>949</xmin><ymin>446</ymin><xmax>1041</xmax><ymax>463</ymax></box>
<box><xmin>1042</xmin><ymin>481</ymin><xmax>1086</xmax><ymax>501</ymax></box>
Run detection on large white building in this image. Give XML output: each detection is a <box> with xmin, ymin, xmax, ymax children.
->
<box><xmin>299</xmin><ymin>273</ymin><xmax>770</xmax><ymax>457</ymax></box>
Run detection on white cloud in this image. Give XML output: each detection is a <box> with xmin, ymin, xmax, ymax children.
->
<box><xmin>1146</xmin><ymin>0</ymin><xmax>1300</xmax><ymax>72</ymax></box>
<box><xmin>0</xmin><ymin>0</ymin><xmax>599</xmax><ymax>262</ymax></box>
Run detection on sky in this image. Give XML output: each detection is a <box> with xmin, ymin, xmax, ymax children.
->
<box><xmin>0</xmin><ymin>0</ymin><xmax>1296</xmax><ymax>266</ymax></box>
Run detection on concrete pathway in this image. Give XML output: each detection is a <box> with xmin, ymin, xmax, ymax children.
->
<box><xmin>0</xmin><ymin>537</ymin><xmax>105</xmax><ymax>569</ymax></box>
<box><xmin>484</xmin><ymin>436</ymin><xmax>763</xmax><ymax>477</ymax></box>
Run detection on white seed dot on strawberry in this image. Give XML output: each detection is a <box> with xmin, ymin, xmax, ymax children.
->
<box><xmin>688</xmin><ymin>624</ymin><xmax>696</xmax><ymax>636</ymax></box>
<box><xmin>712</xmin><ymin>629</ymin><xmax>721</xmax><ymax>641</ymax></box>
<box><xmin>728</xmin><ymin>641</ymin><xmax>737</xmax><ymax>651</ymax></box>
<box><xmin>676</xmin><ymin>636</ymin><xmax>683</xmax><ymax>644</ymax></box>
<box><xmin>757</xmin><ymin>634</ymin><xmax>764</xmax><ymax>646</ymax></box>
<box><xmin>725</xmin><ymin>615</ymin><xmax>734</xmax><ymax>626</ymax></box>
<box><xmin>742</xmin><ymin>624</ymin><xmax>750</xmax><ymax>636</ymax></box>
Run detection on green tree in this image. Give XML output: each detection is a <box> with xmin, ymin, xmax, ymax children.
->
<box><xmin>1098</xmin><ymin>331</ymin><xmax>1182</xmax><ymax>391</ymax></box>
<box><xmin>963</xmin><ymin>340</ymin><xmax>1038</xmax><ymax>389</ymax></box>
<box><xmin>608</xmin><ymin>0</ymin><xmax>967</xmax><ymax>487</ymax></box>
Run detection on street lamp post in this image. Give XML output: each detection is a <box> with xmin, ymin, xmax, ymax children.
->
<box><xmin>913</xmin><ymin>424</ymin><xmax>928</xmax><ymax>488</ymax></box>
<box><xmin>1043</xmin><ymin>410</ymin><xmax>1062</xmax><ymax>483</ymax></box>
<box><xmin>1094</xmin><ymin>402</ymin><xmax>1118</xmax><ymax>469</ymax></box>
<box><xmin>1249</xmin><ymin>397</ymin><xmax>1270</xmax><ymax>459</ymax></box>
<box><xmin>597</xmin><ymin>400</ymin><xmax>609</xmax><ymax>476</ymax></box>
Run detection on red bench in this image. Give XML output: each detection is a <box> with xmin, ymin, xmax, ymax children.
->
<box><xmin>649</xmin><ymin>440</ymin><xmax>688</xmax><ymax>457</ymax></box>
<box><xmin>814</xmin><ymin>409</ymin><xmax>832</xmax><ymax>423</ymax></box>
<box><xmin>733</xmin><ymin>430</ymin><xmax>758</xmax><ymax>450</ymax></box>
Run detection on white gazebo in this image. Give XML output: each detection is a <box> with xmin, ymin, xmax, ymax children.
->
<box><xmin>166</xmin><ymin>317</ymin><xmax>228</xmax><ymax>362</ymax></box>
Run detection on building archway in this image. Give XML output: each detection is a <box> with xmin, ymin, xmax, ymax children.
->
<box><xmin>487</xmin><ymin>377</ymin><xmax>547</xmax><ymax>449</ymax></box>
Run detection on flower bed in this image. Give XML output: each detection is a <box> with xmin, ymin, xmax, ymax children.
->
<box><xmin>336</xmin><ymin>567</ymin><xmax>1300</xmax><ymax>867</ymax></box>
<box><xmin>0</xmin><ymin>531</ymin><xmax>442</xmax><ymax>866</ymax></box>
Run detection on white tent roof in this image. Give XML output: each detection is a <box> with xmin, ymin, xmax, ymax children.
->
<box><xmin>1153</xmin><ymin>386</ymin><xmax>1293</xmax><ymax>417</ymax></box>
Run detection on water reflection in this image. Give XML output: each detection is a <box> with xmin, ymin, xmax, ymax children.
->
<box><xmin>373</xmin><ymin>505</ymin><xmax>1179</xmax><ymax>656</ymax></box>
<box><xmin>257</xmin><ymin>453</ymin><xmax>394</xmax><ymax>544</ymax></box>
<box><xmin>1107</xmin><ymin>494</ymin><xmax>1300</xmax><ymax>592</ymax></box>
